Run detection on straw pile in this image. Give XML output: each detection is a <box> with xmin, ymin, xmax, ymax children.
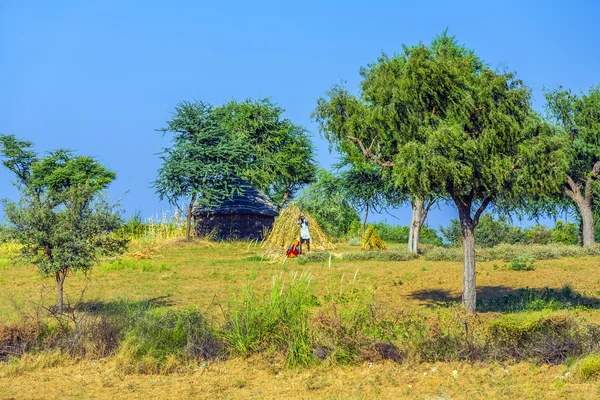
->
<box><xmin>361</xmin><ymin>225</ymin><xmax>387</xmax><ymax>251</ymax></box>
<box><xmin>262</xmin><ymin>203</ymin><xmax>336</xmax><ymax>258</ymax></box>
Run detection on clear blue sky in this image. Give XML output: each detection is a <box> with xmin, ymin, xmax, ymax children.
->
<box><xmin>1</xmin><ymin>0</ymin><xmax>599</xmax><ymax>230</ymax></box>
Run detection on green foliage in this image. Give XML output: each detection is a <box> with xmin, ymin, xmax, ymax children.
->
<box><xmin>478</xmin><ymin>286</ymin><xmax>599</xmax><ymax>313</ymax></box>
<box><xmin>421</xmin><ymin>243</ymin><xmax>600</xmax><ymax>262</ymax></box>
<box><xmin>499</xmin><ymin>256</ymin><xmax>535</xmax><ymax>271</ymax></box>
<box><xmin>154</xmin><ymin>101</ymin><xmax>248</xmax><ymax>210</ymax></box>
<box><xmin>3</xmin><ymin>187</ymin><xmax>127</xmax><ymax>277</ymax></box>
<box><xmin>297</xmin><ymin>169</ymin><xmax>360</xmax><ymax>238</ymax></box>
<box><xmin>545</xmin><ymin>84</ymin><xmax>600</xmax><ymax>187</ymax></box>
<box><xmin>550</xmin><ymin>220</ymin><xmax>579</xmax><ymax>245</ymax></box>
<box><xmin>441</xmin><ymin>214</ymin><xmax>578</xmax><ymax>247</ymax></box>
<box><xmin>314</xmin><ymin>32</ymin><xmax>570</xmax><ymax>310</ymax></box>
<box><xmin>342</xmin><ymin>249</ymin><xmax>418</xmax><ymax>261</ymax></box>
<box><xmin>369</xmin><ymin>222</ymin><xmax>442</xmax><ymax>246</ymax></box>
<box><xmin>336</xmin><ymin>158</ymin><xmax>404</xmax><ymax>229</ymax></box>
<box><xmin>213</xmin><ymin>98</ymin><xmax>317</xmax><ymax>206</ymax></box>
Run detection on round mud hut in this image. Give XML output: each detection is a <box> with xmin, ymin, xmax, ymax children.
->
<box><xmin>192</xmin><ymin>180</ymin><xmax>279</xmax><ymax>240</ymax></box>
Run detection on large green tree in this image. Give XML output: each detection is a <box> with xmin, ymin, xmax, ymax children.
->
<box><xmin>0</xmin><ymin>134</ymin><xmax>127</xmax><ymax>311</ymax></box>
<box><xmin>154</xmin><ymin>101</ymin><xmax>249</xmax><ymax>240</ymax></box>
<box><xmin>214</xmin><ymin>98</ymin><xmax>317</xmax><ymax>206</ymax></box>
<box><xmin>314</xmin><ymin>33</ymin><xmax>568</xmax><ymax>311</ymax></box>
<box><xmin>545</xmin><ymin>85</ymin><xmax>600</xmax><ymax>245</ymax></box>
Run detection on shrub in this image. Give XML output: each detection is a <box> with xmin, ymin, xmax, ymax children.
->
<box><xmin>0</xmin><ymin>321</ymin><xmax>40</xmax><ymax>361</ymax></box>
<box><xmin>509</xmin><ymin>256</ymin><xmax>535</xmax><ymax>271</ymax></box>
<box><xmin>487</xmin><ymin>312</ymin><xmax>584</xmax><ymax>364</ymax></box>
<box><xmin>578</xmin><ymin>353</ymin><xmax>600</xmax><ymax>381</ymax></box>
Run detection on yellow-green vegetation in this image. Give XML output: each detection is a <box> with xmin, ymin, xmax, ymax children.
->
<box><xmin>578</xmin><ymin>354</ymin><xmax>600</xmax><ymax>381</ymax></box>
<box><xmin>2</xmin><ymin>239</ymin><xmax>600</xmax><ymax>398</ymax></box>
<box><xmin>361</xmin><ymin>225</ymin><xmax>387</xmax><ymax>250</ymax></box>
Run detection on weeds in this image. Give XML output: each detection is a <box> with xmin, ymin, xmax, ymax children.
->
<box><xmin>3</xmin><ymin>270</ymin><xmax>600</xmax><ymax>375</ymax></box>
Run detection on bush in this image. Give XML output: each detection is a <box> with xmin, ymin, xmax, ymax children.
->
<box><xmin>347</xmin><ymin>237</ymin><xmax>360</xmax><ymax>246</ymax></box>
<box><xmin>0</xmin><ymin>321</ymin><xmax>39</xmax><ymax>361</ymax></box>
<box><xmin>578</xmin><ymin>353</ymin><xmax>600</xmax><ymax>381</ymax></box>
<box><xmin>509</xmin><ymin>256</ymin><xmax>535</xmax><ymax>271</ymax></box>
<box><xmin>487</xmin><ymin>312</ymin><xmax>585</xmax><ymax>364</ymax></box>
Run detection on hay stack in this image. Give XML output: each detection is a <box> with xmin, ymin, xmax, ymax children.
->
<box><xmin>262</xmin><ymin>203</ymin><xmax>335</xmax><ymax>258</ymax></box>
<box><xmin>361</xmin><ymin>225</ymin><xmax>386</xmax><ymax>251</ymax></box>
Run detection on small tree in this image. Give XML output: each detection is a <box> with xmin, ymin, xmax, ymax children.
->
<box><xmin>0</xmin><ymin>135</ymin><xmax>127</xmax><ymax>311</ymax></box>
<box><xmin>545</xmin><ymin>85</ymin><xmax>600</xmax><ymax>246</ymax></box>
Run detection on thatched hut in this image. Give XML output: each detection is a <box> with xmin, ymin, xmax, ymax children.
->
<box><xmin>192</xmin><ymin>180</ymin><xmax>278</xmax><ymax>240</ymax></box>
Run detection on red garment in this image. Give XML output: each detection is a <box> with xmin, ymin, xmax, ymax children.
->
<box><xmin>286</xmin><ymin>240</ymin><xmax>300</xmax><ymax>258</ymax></box>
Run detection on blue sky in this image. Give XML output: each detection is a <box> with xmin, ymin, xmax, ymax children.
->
<box><xmin>1</xmin><ymin>0</ymin><xmax>599</xmax><ymax>230</ymax></box>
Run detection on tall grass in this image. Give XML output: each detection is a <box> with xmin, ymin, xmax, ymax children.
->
<box><xmin>119</xmin><ymin>211</ymin><xmax>186</xmax><ymax>246</ymax></box>
<box><xmin>221</xmin><ymin>271</ymin><xmax>318</xmax><ymax>367</ymax></box>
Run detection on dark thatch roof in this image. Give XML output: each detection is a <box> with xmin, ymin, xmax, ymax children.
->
<box><xmin>192</xmin><ymin>180</ymin><xmax>279</xmax><ymax>217</ymax></box>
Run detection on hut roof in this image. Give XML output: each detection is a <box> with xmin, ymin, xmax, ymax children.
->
<box><xmin>192</xmin><ymin>179</ymin><xmax>279</xmax><ymax>217</ymax></box>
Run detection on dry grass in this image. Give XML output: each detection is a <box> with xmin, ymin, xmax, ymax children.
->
<box><xmin>1</xmin><ymin>357</ymin><xmax>599</xmax><ymax>399</ymax></box>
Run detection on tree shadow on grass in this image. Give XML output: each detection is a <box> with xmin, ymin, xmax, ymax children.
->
<box><xmin>74</xmin><ymin>295</ymin><xmax>174</xmax><ymax>317</ymax></box>
<box><xmin>409</xmin><ymin>286</ymin><xmax>600</xmax><ymax>313</ymax></box>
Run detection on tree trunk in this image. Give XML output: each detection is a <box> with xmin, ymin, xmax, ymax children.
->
<box><xmin>55</xmin><ymin>271</ymin><xmax>65</xmax><ymax>313</ymax></box>
<box><xmin>578</xmin><ymin>198</ymin><xmax>595</xmax><ymax>246</ymax></box>
<box><xmin>186</xmin><ymin>193</ymin><xmax>196</xmax><ymax>241</ymax></box>
<box><xmin>578</xmin><ymin>219</ymin><xmax>584</xmax><ymax>247</ymax></box>
<box><xmin>460</xmin><ymin>221</ymin><xmax>477</xmax><ymax>312</ymax></box>
<box><xmin>362</xmin><ymin>202</ymin><xmax>369</xmax><ymax>238</ymax></box>
<box><xmin>565</xmin><ymin>172</ymin><xmax>597</xmax><ymax>246</ymax></box>
<box><xmin>408</xmin><ymin>198</ymin><xmax>424</xmax><ymax>254</ymax></box>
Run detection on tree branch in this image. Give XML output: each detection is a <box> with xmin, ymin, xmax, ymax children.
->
<box><xmin>347</xmin><ymin>136</ymin><xmax>395</xmax><ymax>167</ymax></box>
<box><xmin>419</xmin><ymin>197</ymin><xmax>436</xmax><ymax>228</ymax></box>
<box><xmin>473</xmin><ymin>197</ymin><xmax>491</xmax><ymax>226</ymax></box>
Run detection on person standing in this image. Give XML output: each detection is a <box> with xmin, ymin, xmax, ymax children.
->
<box><xmin>297</xmin><ymin>214</ymin><xmax>310</xmax><ymax>254</ymax></box>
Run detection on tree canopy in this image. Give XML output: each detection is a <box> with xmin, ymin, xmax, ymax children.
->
<box><xmin>214</xmin><ymin>98</ymin><xmax>316</xmax><ymax>206</ymax></box>
<box><xmin>154</xmin><ymin>101</ymin><xmax>248</xmax><ymax>239</ymax></box>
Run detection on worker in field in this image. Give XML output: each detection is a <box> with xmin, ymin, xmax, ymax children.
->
<box><xmin>297</xmin><ymin>214</ymin><xmax>310</xmax><ymax>254</ymax></box>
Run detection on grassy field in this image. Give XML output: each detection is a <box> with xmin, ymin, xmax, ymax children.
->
<box><xmin>2</xmin><ymin>239</ymin><xmax>600</xmax><ymax>398</ymax></box>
